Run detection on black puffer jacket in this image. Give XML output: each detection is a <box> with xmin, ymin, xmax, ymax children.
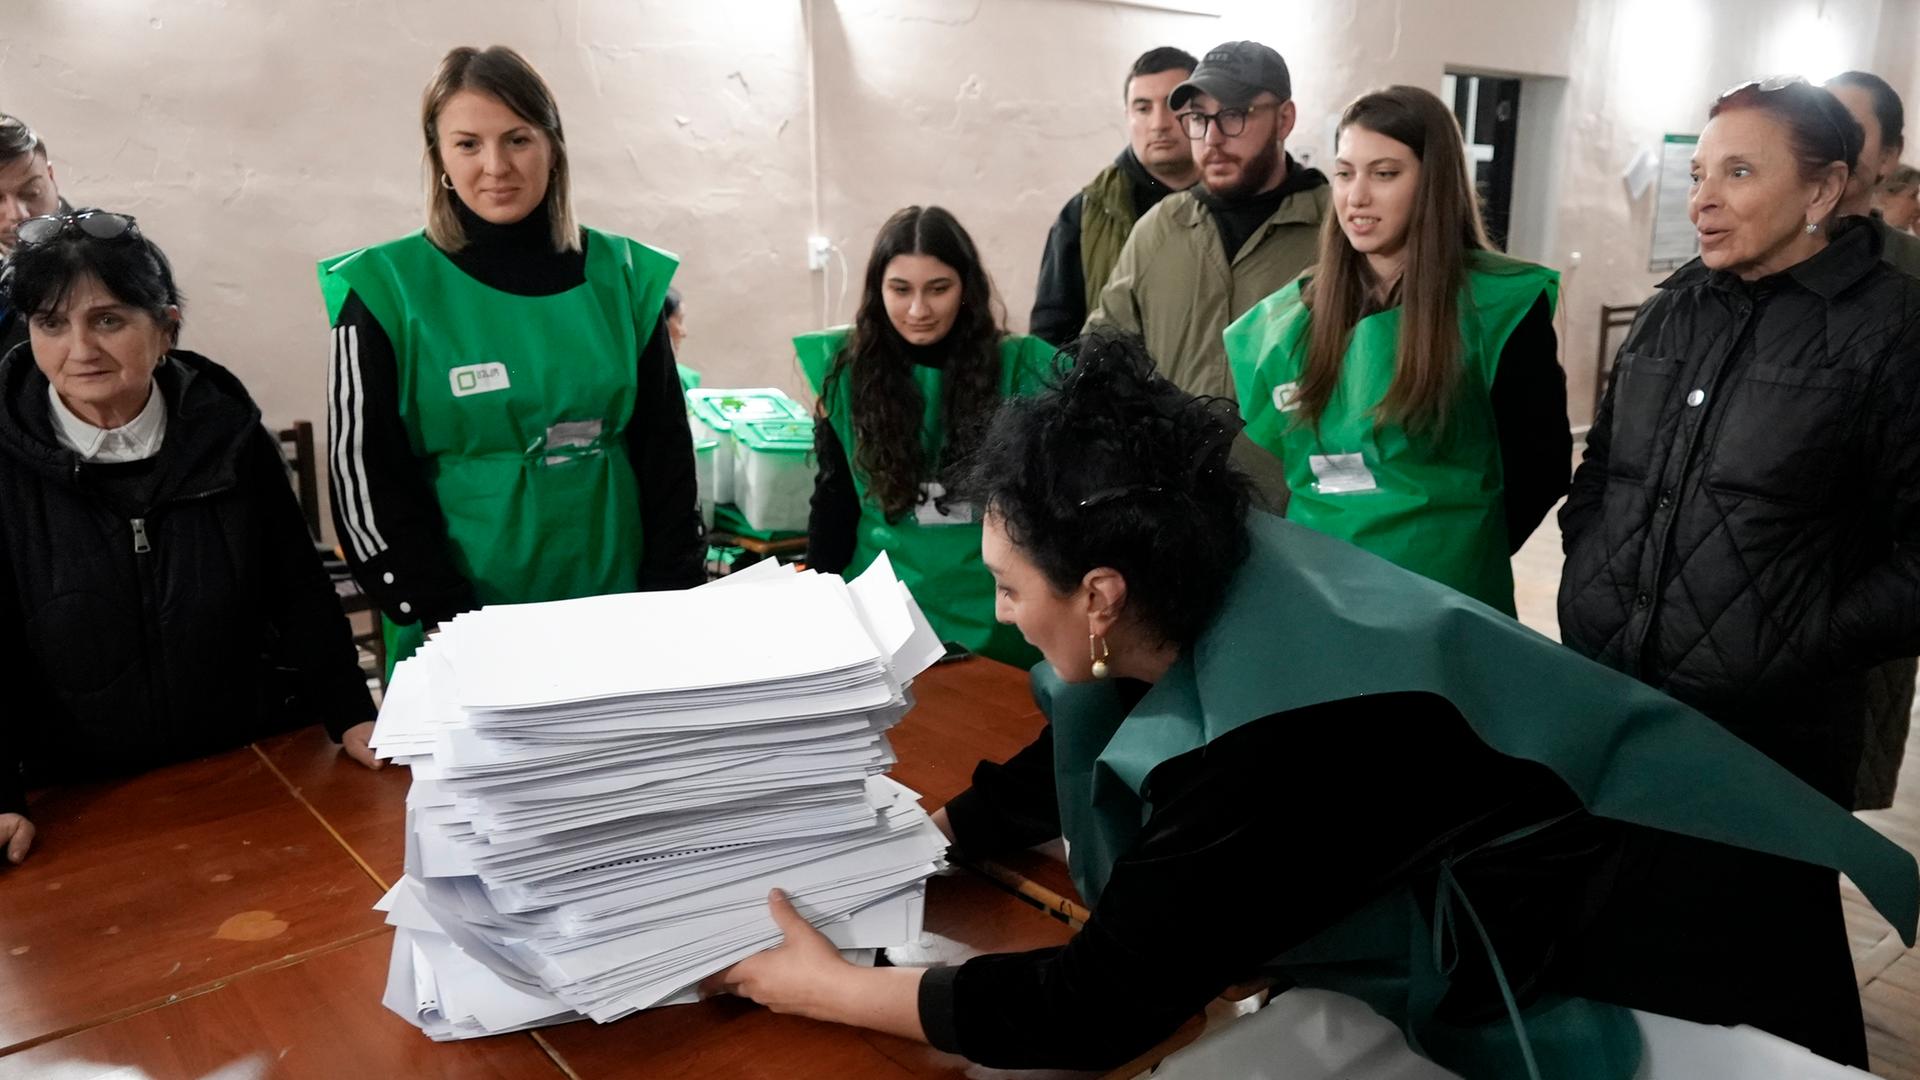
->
<box><xmin>0</xmin><ymin>347</ymin><xmax>375</xmax><ymax>818</ymax></box>
<box><xmin>1558</xmin><ymin>219</ymin><xmax>1920</xmax><ymax>804</ymax></box>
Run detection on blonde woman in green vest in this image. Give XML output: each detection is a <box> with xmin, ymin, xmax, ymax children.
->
<box><xmin>711</xmin><ymin>335</ymin><xmax>1915</xmax><ymax>1077</ymax></box>
<box><xmin>799</xmin><ymin>206</ymin><xmax>1055</xmax><ymax>667</ymax></box>
<box><xmin>318</xmin><ymin>46</ymin><xmax>703</xmax><ymax>674</ymax></box>
<box><xmin>1227</xmin><ymin>85</ymin><xmax>1570</xmax><ymax>615</ymax></box>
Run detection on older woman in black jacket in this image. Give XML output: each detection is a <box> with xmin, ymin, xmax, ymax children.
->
<box><xmin>1559</xmin><ymin>79</ymin><xmax>1920</xmax><ymax>1068</ymax></box>
<box><xmin>0</xmin><ymin>210</ymin><xmax>379</xmax><ymax>866</ymax></box>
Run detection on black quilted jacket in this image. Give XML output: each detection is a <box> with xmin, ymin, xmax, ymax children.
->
<box><xmin>0</xmin><ymin>349</ymin><xmax>375</xmax><ymax>818</ymax></box>
<box><xmin>1558</xmin><ymin>218</ymin><xmax>1920</xmax><ymax>803</ymax></box>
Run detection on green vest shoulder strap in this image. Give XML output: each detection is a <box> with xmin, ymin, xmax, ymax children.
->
<box><xmin>794</xmin><ymin>326</ymin><xmax>853</xmax><ymax>398</ymax></box>
<box><xmin>585</xmin><ymin>228</ymin><xmax>680</xmax><ymax>348</ymax></box>
<box><xmin>1460</xmin><ymin>251</ymin><xmax>1559</xmax><ymax>367</ymax></box>
<box><xmin>1001</xmin><ymin>332</ymin><xmax>1063</xmax><ymax>393</ymax></box>
<box><xmin>1224</xmin><ymin>276</ymin><xmax>1308</xmax><ymax>408</ymax></box>
<box><xmin>317</xmin><ymin>231</ymin><xmax>434</xmax><ymax>329</ymax></box>
<box><xmin>795</xmin><ymin>328</ymin><xmax>1053</xmax><ymax>401</ymax></box>
<box><xmin>317</xmin><ymin>228</ymin><xmax>679</xmax><ymax>341</ymax></box>
<box><xmin>1079</xmin><ymin>164</ymin><xmax>1137</xmax><ymax>312</ymax></box>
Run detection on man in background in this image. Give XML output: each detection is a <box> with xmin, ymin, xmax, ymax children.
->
<box><xmin>1029</xmin><ymin>46</ymin><xmax>1198</xmax><ymax>346</ymax></box>
<box><xmin>1824</xmin><ymin>70</ymin><xmax>1919</xmax><ymax>812</ymax></box>
<box><xmin>0</xmin><ymin>114</ymin><xmax>70</xmax><ymax>357</ymax></box>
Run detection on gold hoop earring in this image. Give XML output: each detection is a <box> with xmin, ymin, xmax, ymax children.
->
<box><xmin>440</xmin><ymin>173</ymin><xmax>454</xmax><ymax>191</ymax></box>
<box><xmin>1089</xmin><ymin>634</ymin><xmax>1110</xmax><ymax>680</ymax></box>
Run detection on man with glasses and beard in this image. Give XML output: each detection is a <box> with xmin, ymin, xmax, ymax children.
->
<box><xmin>0</xmin><ymin>115</ymin><xmax>71</xmax><ymax>359</ymax></box>
<box><xmin>1087</xmin><ymin>42</ymin><xmax>1327</xmax><ymax>404</ymax></box>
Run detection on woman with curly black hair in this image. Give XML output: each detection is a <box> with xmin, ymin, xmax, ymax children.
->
<box><xmin>717</xmin><ymin>333</ymin><xmax>1915</xmax><ymax>1078</ymax></box>
<box><xmin>799</xmin><ymin>205</ymin><xmax>1055</xmax><ymax>665</ymax></box>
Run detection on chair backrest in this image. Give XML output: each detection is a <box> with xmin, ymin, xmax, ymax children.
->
<box><xmin>1592</xmin><ymin>302</ymin><xmax>1646</xmax><ymax>423</ymax></box>
<box><xmin>276</xmin><ymin>420</ymin><xmax>323</xmax><ymax>540</ymax></box>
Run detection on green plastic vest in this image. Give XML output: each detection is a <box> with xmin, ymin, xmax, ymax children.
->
<box><xmin>1226</xmin><ymin>252</ymin><xmax>1558</xmax><ymax>614</ymax></box>
<box><xmin>795</xmin><ymin>328</ymin><xmax>1056</xmax><ymax>666</ymax></box>
<box><xmin>1079</xmin><ymin>164</ymin><xmax>1137</xmax><ymax>313</ymax></box>
<box><xmin>318</xmin><ymin>229</ymin><xmax>677</xmax><ymax>668</ymax></box>
<box><xmin>1040</xmin><ymin>512</ymin><xmax>1918</xmax><ymax>1080</ymax></box>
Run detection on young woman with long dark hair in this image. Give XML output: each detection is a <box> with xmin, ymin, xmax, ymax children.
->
<box><xmin>799</xmin><ymin>206</ymin><xmax>1055</xmax><ymax>665</ymax></box>
<box><xmin>1227</xmin><ymin>85</ymin><xmax>1570</xmax><ymax>614</ymax></box>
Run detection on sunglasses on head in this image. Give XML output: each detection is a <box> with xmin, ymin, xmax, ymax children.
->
<box><xmin>14</xmin><ymin>210</ymin><xmax>141</xmax><ymax>248</ymax></box>
<box><xmin>1716</xmin><ymin>74</ymin><xmax>1854</xmax><ymax>163</ymax></box>
<box><xmin>1718</xmin><ymin>73</ymin><xmax>1810</xmax><ymax>100</ymax></box>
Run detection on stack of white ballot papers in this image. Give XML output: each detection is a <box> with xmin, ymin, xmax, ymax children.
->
<box><xmin>367</xmin><ymin>555</ymin><xmax>952</xmax><ymax>1040</ymax></box>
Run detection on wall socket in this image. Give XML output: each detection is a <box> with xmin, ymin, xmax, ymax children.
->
<box><xmin>807</xmin><ymin>235</ymin><xmax>832</xmax><ymax>272</ymax></box>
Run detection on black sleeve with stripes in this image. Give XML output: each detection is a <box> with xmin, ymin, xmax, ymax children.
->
<box><xmin>327</xmin><ymin>291</ymin><xmax>478</xmax><ymax>628</ymax></box>
<box><xmin>628</xmin><ymin>318</ymin><xmax>706</xmax><ymax>591</ymax></box>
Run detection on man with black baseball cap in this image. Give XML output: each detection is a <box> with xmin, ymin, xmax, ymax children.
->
<box><xmin>1088</xmin><ymin>40</ymin><xmax>1327</xmax><ymax>431</ymax></box>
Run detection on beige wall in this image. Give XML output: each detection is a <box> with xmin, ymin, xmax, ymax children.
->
<box><xmin>6</xmin><ymin>0</ymin><xmax>1917</xmax><ymax>532</ymax></box>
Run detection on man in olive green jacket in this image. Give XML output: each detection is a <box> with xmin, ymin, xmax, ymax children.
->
<box><xmin>1087</xmin><ymin>41</ymin><xmax>1327</xmax><ymax>404</ymax></box>
<box><xmin>1029</xmin><ymin>47</ymin><xmax>1199</xmax><ymax>347</ymax></box>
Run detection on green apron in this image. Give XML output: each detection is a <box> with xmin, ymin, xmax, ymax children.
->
<box><xmin>795</xmin><ymin>328</ymin><xmax>1056</xmax><ymax>666</ymax></box>
<box><xmin>318</xmin><ymin>229</ymin><xmax>677</xmax><ymax>670</ymax></box>
<box><xmin>1226</xmin><ymin>251</ymin><xmax>1558</xmax><ymax>614</ymax></box>
<box><xmin>1042</xmin><ymin>512</ymin><xmax>1918</xmax><ymax>1080</ymax></box>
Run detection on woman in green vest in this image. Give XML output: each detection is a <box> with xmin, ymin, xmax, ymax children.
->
<box><xmin>317</xmin><ymin>46</ymin><xmax>703</xmax><ymax>673</ymax></box>
<box><xmin>799</xmin><ymin>205</ymin><xmax>1055</xmax><ymax>666</ymax></box>
<box><xmin>712</xmin><ymin>335</ymin><xmax>1915</xmax><ymax>1078</ymax></box>
<box><xmin>1227</xmin><ymin>85</ymin><xmax>1571</xmax><ymax>615</ymax></box>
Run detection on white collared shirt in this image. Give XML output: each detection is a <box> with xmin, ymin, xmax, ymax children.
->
<box><xmin>48</xmin><ymin>381</ymin><xmax>168</xmax><ymax>463</ymax></box>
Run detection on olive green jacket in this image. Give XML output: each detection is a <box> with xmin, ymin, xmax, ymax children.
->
<box><xmin>1086</xmin><ymin>182</ymin><xmax>1328</xmax><ymax>401</ymax></box>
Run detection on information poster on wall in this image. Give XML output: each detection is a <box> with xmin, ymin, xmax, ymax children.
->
<box><xmin>1649</xmin><ymin>134</ymin><xmax>1700</xmax><ymax>271</ymax></box>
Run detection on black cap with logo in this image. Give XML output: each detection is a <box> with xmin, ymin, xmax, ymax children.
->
<box><xmin>1168</xmin><ymin>41</ymin><xmax>1292</xmax><ymax>111</ymax></box>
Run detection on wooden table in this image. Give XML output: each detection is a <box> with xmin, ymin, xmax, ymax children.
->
<box><xmin>0</xmin><ymin>658</ymin><xmax>1129</xmax><ymax>1079</ymax></box>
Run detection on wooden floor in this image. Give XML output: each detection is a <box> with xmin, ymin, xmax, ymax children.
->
<box><xmin>1514</xmin><ymin>506</ymin><xmax>1920</xmax><ymax>1080</ymax></box>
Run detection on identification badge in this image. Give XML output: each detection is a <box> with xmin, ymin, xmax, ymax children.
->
<box><xmin>1271</xmin><ymin>380</ymin><xmax>1301</xmax><ymax>413</ymax></box>
<box><xmin>914</xmin><ymin>483</ymin><xmax>977</xmax><ymax>526</ymax></box>
<box><xmin>449</xmin><ymin>362</ymin><xmax>512</xmax><ymax>398</ymax></box>
<box><xmin>1307</xmin><ymin>453</ymin><xmax>1378</xmax><ymax>494</ymax></box>
<box><xmin>542</xmin><ymin>419</ymin><xmax>604</xmax><ymax>466</ymax></box>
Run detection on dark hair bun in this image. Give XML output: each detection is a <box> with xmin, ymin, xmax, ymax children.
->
<box><xmin>970</xmin><ymin>331</ymin><xmax>1252</xmax><ymax>647</ymax></box>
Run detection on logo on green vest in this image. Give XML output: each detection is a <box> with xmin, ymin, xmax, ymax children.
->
<box><xmin>450</xmin><ymin>362</ymin><xmax>512</xmax><ymax>398</ymax></box>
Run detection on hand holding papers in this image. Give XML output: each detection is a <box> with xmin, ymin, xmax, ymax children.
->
<box><xmin>370</xmin><ymin>556</ymin><xmax>949</xmax><ymax>1039</ymax></box>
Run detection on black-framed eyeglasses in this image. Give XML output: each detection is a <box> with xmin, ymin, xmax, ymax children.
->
<box><xmin>14</xmin><ymin>210</ymin><xmax>141</xmax><ymax>249</ymax></box>
<box><xmin>1178</xmin><ymin>102</ymin><xmax>1278</xmax><ymax>140</ymax></box>
<box><xmin>1717</xmin><ymin>74</ymin><xmax>1853</xmax><ymax>163</ymax></box>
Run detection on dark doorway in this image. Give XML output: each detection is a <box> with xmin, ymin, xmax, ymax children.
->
<box><xmin>1445</xmin><ymin>72</ymin><xmax>1521</xmax><ymax>251</ymax></box>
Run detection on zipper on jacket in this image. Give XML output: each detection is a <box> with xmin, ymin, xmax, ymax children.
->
<box><xmin>131</xmin><ymin>517</ymin><xmax>151</xmax><ymax>554</ymax></box>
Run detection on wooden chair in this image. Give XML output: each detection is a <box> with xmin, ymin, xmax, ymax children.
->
<box><xmin>1592</xmin><ymin>302</ymin><xmax>1645</xmax><ymax>423</ymax></box>
<box><xmin>276</xmin><ymin>421</ymin><xmax>387</xmax><ymax>686</ymax></box>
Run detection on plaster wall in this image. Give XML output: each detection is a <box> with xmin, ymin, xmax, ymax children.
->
<box><xmin>2</xmin><ymin>0</ymin><xmax>1915</xmax><ymax>534</ymax></box>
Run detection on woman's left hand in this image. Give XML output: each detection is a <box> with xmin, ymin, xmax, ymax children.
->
<box><xmin>705</xmin><ymin>889</ymin><xmax>848</xmax><ymax>1017</ymax></box>
<box><xmin>341</xmin><ymin>721</ymin><xmax>383</xmax><ymax>770</ymax></box>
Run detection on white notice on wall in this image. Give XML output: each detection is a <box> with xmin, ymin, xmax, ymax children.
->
<box><xmin>1649</xmin><ymin>134</ymin><xmax>1700</xmax><ymax>271</ymax></box>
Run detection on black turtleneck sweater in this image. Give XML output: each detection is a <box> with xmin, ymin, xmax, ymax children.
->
<box><xmin>1194</xmin><ymin>153</ymin><xmax>1328</xmax><ymax>262</ymax></box>
<box><xmin>325</xmin><ymin>199</ymin><xmax>704</xmax><ymax>629</ymax></box>
<box><xmin>1030</xmin><ymin>147</ymin><xmax>1192</xmax><ymax>346</ymax></box>
<box><xmin>805</xmin><ymin>338</ymin><xmax>952</xmax><ymax>573</ymax></box>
